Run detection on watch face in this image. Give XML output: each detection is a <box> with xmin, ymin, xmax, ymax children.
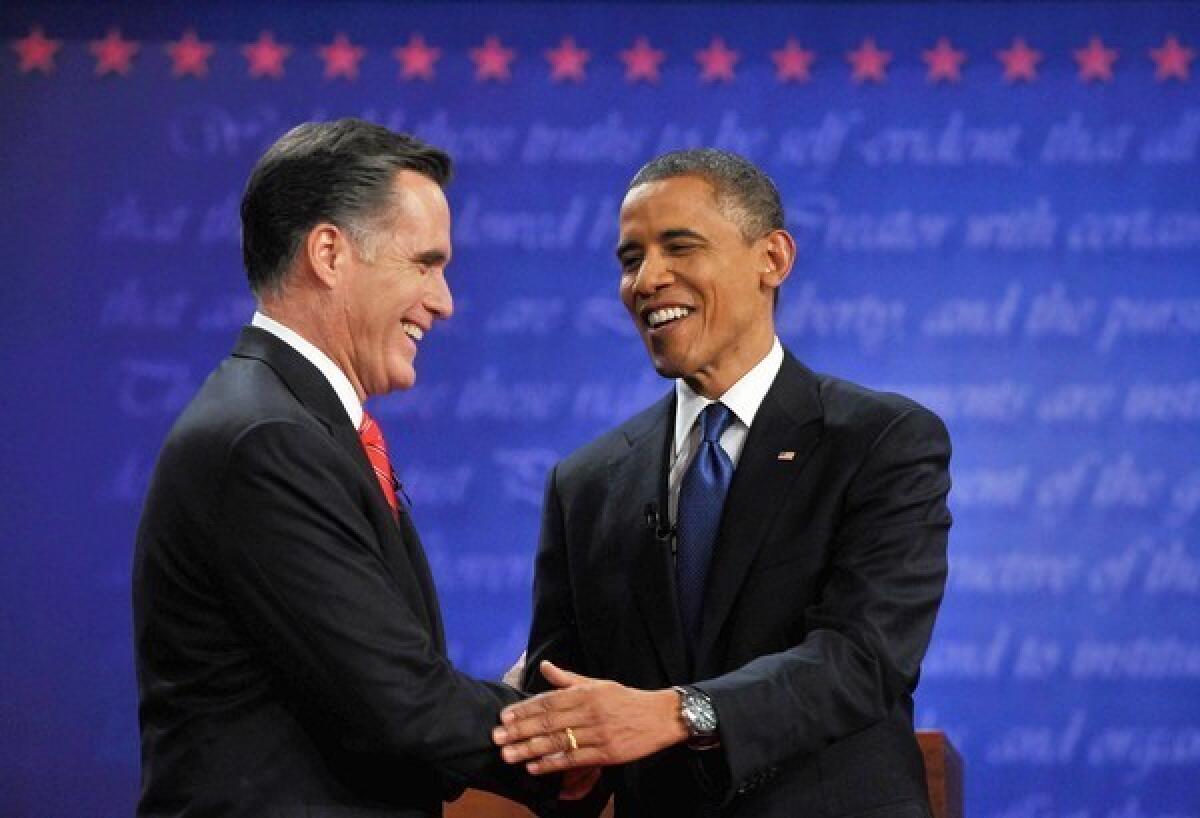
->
<box><xmin>684</xmin><ymin>692</ymin><xmax>718</xmax><ymax>735</ymax></box>
<box><xmin>693</xmin><ymin>704</ymin><xmax>717</xmax><ymax>733</ymax></box>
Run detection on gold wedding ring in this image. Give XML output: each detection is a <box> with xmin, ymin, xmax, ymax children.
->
<box><xmin>564</xmin><ymin>726</ymin><xmax>579</xmax><ymax>752</ymax></box>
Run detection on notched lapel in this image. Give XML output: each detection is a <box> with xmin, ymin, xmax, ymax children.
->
<box><xmin>621</xmin><ymin>397</ymin><xmax>690</xmax><ymax>686</ymax></box>
<box><xmin>233</xmin><ymin>326</ymin><xmax>402</xmax><ymax>564</ymax></box>
<box><xmin>696</xmin><ymin>355</ymin><xmax>824</xmax><ymax>666</ymax></box>
<box><xmin>235</xmin><ymin>327</ymin><xmax>379</xmax><ymax>488</ymax></box>
<box><xmin>232</xmin><ymin>327</ymin><xmax>445</xmax><ymax>644</ymax></box>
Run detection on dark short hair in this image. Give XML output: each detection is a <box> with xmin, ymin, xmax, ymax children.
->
<box><xmin>240</xmin><ymin>118</ymin><xmax>452</xmax><ymax>296</ymax></box>
<box><xmin>628</xmin><ymin>148</ymin><xmax>784</xmax><ymax>241</ymax></box>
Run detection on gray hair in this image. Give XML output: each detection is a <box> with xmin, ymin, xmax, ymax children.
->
<box><xmin>240</xmin><ymin>118</ymin><xmax>452</xmax><ymax>296</ymax></box>
<box><xmin>628</xmin><ymin>148</ymin><xmax>784</xmax><ymax>241</ymax></box>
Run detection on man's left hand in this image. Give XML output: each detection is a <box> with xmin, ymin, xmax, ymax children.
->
<box><xmin>492</xmin><ymin>661</ymin><xmax>687</xmax><ymax>774</ymax></box>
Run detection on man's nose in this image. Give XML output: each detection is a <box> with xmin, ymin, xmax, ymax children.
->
<box><xmin>428</xmin><ymin>271</ymin><xmax>454</xmax><ymax>319</ymax></box>
<box><xmin>633</xmin><ymin>252</ymin><xmax>672</xmax><ymax>295</ymax></box>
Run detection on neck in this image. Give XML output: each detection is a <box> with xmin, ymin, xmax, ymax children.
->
<box><xmin>258</xmin><ymin>295</ymin><xmax>367</xmax><ymax>403</ymax></box>
<box><xmin>683</xmin><ymin>326</ymin><xmax>775</xmax><ymax>400</ymax></box>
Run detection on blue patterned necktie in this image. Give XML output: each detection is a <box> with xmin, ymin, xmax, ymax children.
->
<box><xmin>675</xmin><ymin>401</ymin><xmax>736</xmax><ymax>640</ymax></box>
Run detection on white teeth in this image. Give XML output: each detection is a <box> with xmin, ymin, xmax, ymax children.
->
<box><xmin>646</xmin><ymin>307</ymin><xmax>692</xmax><ymax>328</ymax></box>
<box><xmin>402</xmin><ymin>322</ymin><xmax>424</xmax><ymax>341</ymax></box>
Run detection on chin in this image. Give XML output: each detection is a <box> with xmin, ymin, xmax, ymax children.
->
<box><xmin>368</xmin><ymin>374</ymin><xmax>413</xmax><ymax>398</ymax></box>
<box><xmin>641</xmin><ymin>339</ymin><xmax>677</xmax><ymax>375</ymax></box>
<box><xmin>647</xmin><ymin>354</ymin><xmax>687</xmax><ymax>381</ymax></box>
<box><xmin>382</xmin><ymin>357</ymin><xmax>417</xmax><ymax>394</ymax></box>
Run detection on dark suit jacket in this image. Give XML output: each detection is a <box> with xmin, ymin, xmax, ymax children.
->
<box><xmin>133</xmin><ymin>327</ymin><xmax>553</xmax><ymax>817</ymax></box>
<box><xmin>524</xmin><ymin>351</ymin><xmax>951</xmax><ymax>818</ymax></box>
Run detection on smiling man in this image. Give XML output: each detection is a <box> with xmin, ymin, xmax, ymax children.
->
<box><xmin>132</xmin><ymin>119</ymin><xmax>560</xmax><ymax>817</ymax></box>
<box><xmin>496</xmin><ymin>149</ymin><xmax>953</xmax><ymax>818</ymax></box>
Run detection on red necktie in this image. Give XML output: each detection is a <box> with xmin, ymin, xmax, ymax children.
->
<box><xmin>358</xmin><ymin>411</ymin><xmax>399</xmax><ymax>513</ymax></box>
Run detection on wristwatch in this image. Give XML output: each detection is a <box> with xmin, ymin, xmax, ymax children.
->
<box><xmin>673</xmin><ymin>685</ymin><xmax>720</xmax><ymax>749</ymax></box>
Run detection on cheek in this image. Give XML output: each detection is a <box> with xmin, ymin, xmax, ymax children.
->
<box><xmin>618</xmin><ymin>280</ymin><xmax>638</xmax><ymax>315</ymax></box>
<box><xmin>377</xmin><ymin>288</ymin><xmax>419</xmax><ymax>328</ymax></box>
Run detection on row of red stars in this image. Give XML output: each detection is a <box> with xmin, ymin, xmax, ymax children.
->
<box><xmin>10</xmin><ymin>26</ymin><xmax>1196</xmax><ymax>84</ymax></box>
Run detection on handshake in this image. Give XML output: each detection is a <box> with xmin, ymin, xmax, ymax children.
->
<box><xmin>493</xmin><ymin>658</ymin><xmax>692</xmax><ymax>801</ymax></box>
<box><xmin>133</xmin><ymin>118</ymin><xmax>949</xmax><ymax>816</ymax></box>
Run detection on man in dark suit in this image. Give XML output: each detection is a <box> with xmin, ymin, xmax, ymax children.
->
<box><xmin>493</xmin><ymin>149</ymin><xmax>952</xmax><ymax>817</ymax></box>
<box><xmin>132</xmin><ymin>119</ymin><xmax>562</xmax><ymax>816</ymax></box>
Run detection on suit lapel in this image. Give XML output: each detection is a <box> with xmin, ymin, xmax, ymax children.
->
<box><xmin>232</xmin><ymin>326</ymin><xmax>379</xmax><ymax>489</ymax></box>
<box><xmin>695</xmin><ymin>354</ymin><xmax>824</xmax><ymax>667</ymax></box>
<box><xmin>230</xmin><ymin>327</ymin><xmax>421</xmax><ymax>576</ymax></box>
<box><xmin>233</xmin><ymin>327</ymin><xmax>447</xmax><ymax>640</ymax></box>
<box><xmin>617</xmin><ymin>395</ymin><xmax>690</xmax><ymax>686</ymax></box>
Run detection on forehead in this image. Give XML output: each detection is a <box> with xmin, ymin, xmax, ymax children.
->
<box><xmin>371</xmin><ymin>170</ymin><xmax>451</xmax><ymax>263</ymax></box>
<box><xmin>619</xmin><ymin>176</ymin><xmax>730</xmax><ymax>233</ymax></box>
<box><xmin>374</xmin><ymin>170</ymin><xmax>450</xmax><ymax>254</ymax></box>
<box><xmin>389</xmin><ymin>169</ymin><xmax>450</xmax><ymax>225</ymax></box>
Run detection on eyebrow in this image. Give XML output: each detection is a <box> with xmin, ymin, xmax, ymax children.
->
<box><xmin>660</xmin><ymin>228</ymin><xmax>707</xmax><ymax>243</ymax></box>
<box><xmin>615</xmin><ymin>239</ymin><xmax>641</xmax><ymax>259</ymax></box>
<box><xmin>615</xmin><ymin>228</ymin><xmax>708</xmax><ymax>259</ymax></box>
<box><xmin>414</xmin><ymin>249</ymin><xmax>449</xmax><ymax>266</ymax></box>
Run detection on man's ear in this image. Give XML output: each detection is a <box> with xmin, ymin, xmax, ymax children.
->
<box><xmin>760</xmin><ymin>228</ymin><xmax>796</xmax><ymax>290</ymax></box>
<box><xmin>304</xmin><ymin>222</ymin><xmax>347</xmax><ymax>289</ymax></box>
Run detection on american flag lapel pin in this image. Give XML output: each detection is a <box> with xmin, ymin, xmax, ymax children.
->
<box><xmin>777</xmin><ymin>451</ymin><xmax>796</xmax><ymax>461</ymax></box>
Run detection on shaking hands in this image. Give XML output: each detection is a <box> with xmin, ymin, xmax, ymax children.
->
<box><xmin>493</xmin><ymin>661</ymin><xmax>687</xmax><ymax>776</ymax></box>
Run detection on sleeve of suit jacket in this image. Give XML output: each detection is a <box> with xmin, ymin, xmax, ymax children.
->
<box><xmin>694</xmin><ymin>405</ymin><xmax>951</xmax><ymax>799</ymax></box>
<box><xmin>209</xmin><ymin>418</ymin><xmax>553</xmax><ymax>806</ymax></box>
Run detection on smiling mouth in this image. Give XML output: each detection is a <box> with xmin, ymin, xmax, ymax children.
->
<box><xmin>644</xmin><ymin>306</ymin><xmax>693</xmax><ymax>329</ymax></box>
<box><xmin>401</xmin><ymin>321</ymin><xmax>425</xmax><ymax>342</ymax></box>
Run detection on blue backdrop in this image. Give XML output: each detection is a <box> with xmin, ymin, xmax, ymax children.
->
<box><xmin>2</xmin><ymin>1</ymin><xmax>1198</xmax><ymax>815</ymax></box>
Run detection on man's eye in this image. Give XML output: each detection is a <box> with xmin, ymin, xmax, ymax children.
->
<box><xmin>666</xmin><ymin>244</ymin><xmax>695</xmax><ymax>255</ymax></box>
<box><xmin>619</xmin><ymin>256</ymin><xmax>642</xmax><ymax>272</ymax></box>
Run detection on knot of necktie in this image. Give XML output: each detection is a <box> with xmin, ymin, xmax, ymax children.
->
<box><xmin>699</xmin><ymin>402</ymin><xmax>734</xmax><ymax>444</ymax></box>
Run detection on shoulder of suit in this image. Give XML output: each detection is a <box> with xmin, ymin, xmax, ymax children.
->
<box><xmin>809</xmin><ymin>369</ymin><xmax>947</xmax><ymax>443</ymax></box>
<box><xmin>164</xmin><ymin>352</ymin><xmax>332</xmax><ymax>462</ymax></box>
<box><xmin>555</xmin><ymin>394</ymin><xmax>670</xmax><ymax>480</ymax></box>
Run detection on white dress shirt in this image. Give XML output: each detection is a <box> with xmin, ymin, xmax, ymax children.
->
<box><xmin>667</xmin><ymin>337</ymin><xmax>785</xmax><ymax>525</ymax></box>
<box><xmin>251</xmin><ymin>311</ymin><xmax>364</xmax><ymax>429</ymax></box>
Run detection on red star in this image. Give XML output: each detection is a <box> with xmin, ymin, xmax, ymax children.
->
<box><xmin>996</xmin><ymin>37</ymin><xmax>1042</xmax><ymax>83</ymax></box>
<box><xmin>695</xmin><ymin>37</ymin><xmax>739</xmax><ymax>83</ymax></box>
<box><xmin>1149</xmin><ymin>35</ymin><xmax>1194</xmax><ymax>82</ymax></box>
<box><xmin>470</xmin><ymin>35</ymin><xmax>516</xmax><ymax>82</ymax></box>
<box><xmin>619</xmin><ymin>37</ymin><xmax>666</xmax><ymax>84</ymax></box>
<box><xmin>846</xmin><ymin>37</ymin><xmax>891</xmax><ymax>84</ymax></box>
<box><xmin>545</xmin><ymin>36</ymin><xmax>590</xmax><ymax>83</ymax></box>
<box><xmin>242</xmin><ymin>31</ymin><xmax>291</xmax><ymax>79</ymax></box>
<box><xmin>319</xmin><ymin>33</ymin><xmax>365</xmax><ymax>80</ymax></box>
<box><xmin>166</xmin><ymin>29</ymin><xmax>214</xmax><ymax>78</ymax></box>
<box><xmin>89</xmin><ymin>28</ymin><xmax>139</xmax><ymax>76</ymax></box>
<box><xmin>393</xmin><ymin>34</ymin><xmax>440</xmax><ymax>81</ymax></box>
<box><xmin>11</xmin><ymin>25</ymin><xmax>61</xmax><ymax>74</ymax></box>
<box><xmin>922</xmin><ymin>37</ymin><xmax>966</xmax><ymax>83</ymax></box>
<box><xmin>1074</xmin><ymin>35</ymin><xmax>1119</xmax><ymax>83</ymax></box>
<box><xmin>771</xmin><ymin>38</ymin><xmax>816</xmax><ymax>83</ymax></box>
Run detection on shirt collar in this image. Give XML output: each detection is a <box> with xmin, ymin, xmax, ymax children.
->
<box><xmin>673</xmin><ymin>337</ymin><xmax>784</xmax><ymax>456</ymax></box>
<box><xmin>251</xmin><ymin>311</ymin><xmax>364</xmax><ymax>429</ymax></box>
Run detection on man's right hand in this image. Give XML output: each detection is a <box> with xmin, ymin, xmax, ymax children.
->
<box><xmin>493</xmin><ymin>661</ymin><xmax>688</xmax><ymax>775</ymax></box>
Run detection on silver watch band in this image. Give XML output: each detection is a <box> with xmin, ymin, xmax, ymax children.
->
<box><xmin>673</xmin><ymin>685</ymin><xmax>720</xmax><ymax>748</ymax></box>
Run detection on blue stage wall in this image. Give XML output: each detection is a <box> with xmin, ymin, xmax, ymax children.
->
<box><xmin>2</xmin><ymin>2</ymin><xmax>1198</xmax><ymax>815</ymax></box>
